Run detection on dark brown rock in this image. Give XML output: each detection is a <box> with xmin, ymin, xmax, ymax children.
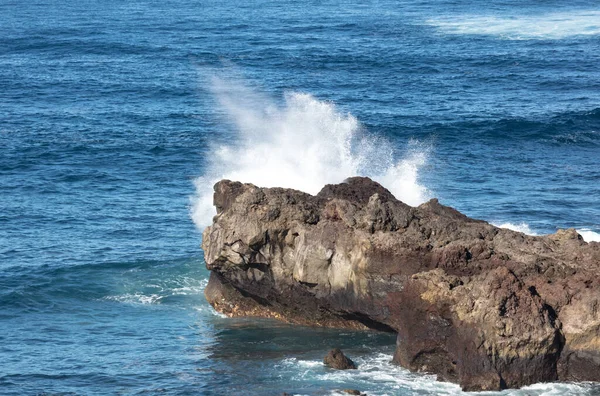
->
<box><xmin>201</xmin><ymin>177</ymin><xmax>600</xmax><ymax>391</ymax></box>
<box><xmin>323</xmin><ymin>348</ymin><xmax>357</xmax><ymax>370</ymax></box>
<box><xmin>341</xmin><ymin>390</ymin><xmax>364</xmax><ymax>396</ymax></box>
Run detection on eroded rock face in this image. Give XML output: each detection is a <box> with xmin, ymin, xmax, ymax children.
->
<box><xmin>201</xmin><ymin>177</ymin><xmax>600</xmax><ymax>391</ymax></box>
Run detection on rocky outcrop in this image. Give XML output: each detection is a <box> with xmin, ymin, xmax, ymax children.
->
<box><xmin>201</xmin><ymin>177</ymin><xmax>600</xmax><ymax>391</ymax></box>
<box><xmin>324</xmin><ymin>348</ymin><xmax>357</xmax><ymax>370</ymax></box>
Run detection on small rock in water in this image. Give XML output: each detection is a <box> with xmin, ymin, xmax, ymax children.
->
<box><xmin>342</xmin><ymin>389</ymin><xmax>364</xmax><ymax>395</ymax></box>
<box><xmin>323</xmin><ymin>348</ymin><xmax>357</xmax><ymax>370</ymax></box>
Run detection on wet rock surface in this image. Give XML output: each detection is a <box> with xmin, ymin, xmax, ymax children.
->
<box><xmin>324</xmin><ymin>348</ymin><xmax>357</xmax><ymax>370</ymax></box>
<box><xmin>201</xmin><ymin>177</ymin><xmax>600</xmax><ymax>391</ymax></box>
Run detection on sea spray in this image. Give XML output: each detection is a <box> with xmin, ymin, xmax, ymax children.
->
<box><xmin>576</xmin><ymin>229</ymin><xmax>600</xmax><ymax>243</ymax></box>
<box><xmin>192</xmin><ymin>79</ymin><xmax>431</xmax><ymax>228</ymax></box>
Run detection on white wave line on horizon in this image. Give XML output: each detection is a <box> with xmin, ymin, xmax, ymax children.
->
<box><xmin>427</xmin><ymin>10</ymin><xmax>600</xmax><ymax>39</ymax></box>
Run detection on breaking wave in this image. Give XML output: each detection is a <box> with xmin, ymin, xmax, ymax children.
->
<box><xmin>578</xmin><ymin>228</ymin><xmax>600</xmax><ymax>243</ymax></box>
<box><xmin>493</xmin><ymin>222</ymin><xmax>600</xmax><ymax>243</ymax></box>
<box><xmin>493</xmin><ymin>222</ymin><xmax>540</xmax><ymax>236</ymax></box>
<box><xmin>192</xmin><ymin>79</ymin><xmax>431</xmax><ymax>228</ymax></box>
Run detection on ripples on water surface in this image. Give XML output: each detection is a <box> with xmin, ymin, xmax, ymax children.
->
<box><xmin>1</xmin><ymin>0</ymin><xmax>599</xmax><ymax>394</ymax></box>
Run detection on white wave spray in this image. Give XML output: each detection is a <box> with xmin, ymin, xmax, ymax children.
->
<box><xmin>577</xmin><ymin>228</ymin><xmax>600</xmax><ymax>243</ymax></box>
<box><xmin>492</xmin><ymin>222</ymin><xmax>540</xmax><ymax>236</ymax></box>
<box><xmin>192</xmin><ymin>78</ymin><xmax>431</xmax><ymax>228</ymax></box>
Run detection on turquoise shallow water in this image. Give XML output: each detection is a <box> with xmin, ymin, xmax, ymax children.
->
<box><xmin>1</xmin><ymin>0</ymin><xmax>600</xmax><ymax>394</ymax></box>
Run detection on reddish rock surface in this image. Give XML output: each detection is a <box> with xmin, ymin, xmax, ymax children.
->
<box><xmin>201</xmin><ymin>177</ymin><xmax>600</xmax><ymax>391</ymax></box>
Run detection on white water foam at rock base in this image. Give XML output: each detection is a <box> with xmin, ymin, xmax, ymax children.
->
<box><xmin>493</xmin><ymin>222</ymin><xmax>600</xmax><ymax>243</ymax></box>
<box><xmin>279</xmin><ymin>353</ymin><xmax>597</xmax><ymax>396</ymax></box>
<box><xmin>492</xmin><ymin>222</ymin><xmax>540</xmax><ymax>236</ymax></box>
<box><xmin>192</xmin><ymin>79</ymin><xmax>431</xmax><ymax>228</ymax></box>
<box><xmin>577</xmin><ymin>228</ymin><xmax>600</xmax><ymax>243</ymax></box>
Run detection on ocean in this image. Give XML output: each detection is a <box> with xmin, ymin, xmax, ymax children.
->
<box><xmin>1</xmin><ymin>0</ymin><xmax>599</xmax><ymax>394</ymax></box>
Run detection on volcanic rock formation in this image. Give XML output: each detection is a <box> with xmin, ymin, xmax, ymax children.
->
<box><xmin>201</xmin><ymin>177</ymin><xmax>600</xmax><ymax>391</ymax></box>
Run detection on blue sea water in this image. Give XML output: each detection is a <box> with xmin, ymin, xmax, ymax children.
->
<box><xmin>1</xmin><ymin>0</ymin><xmax>600</xmax><ymax>395</ymax></box>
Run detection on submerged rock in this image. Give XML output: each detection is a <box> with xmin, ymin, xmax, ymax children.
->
<box><xmin>201</xmin><ymin>177</ymin><xmax>600</xmax><ymax>391</ymax></box>
<box><xmin>324</xmin><ymin>348</ymin><xmax>357</xmax><ymax>370</ymax></box>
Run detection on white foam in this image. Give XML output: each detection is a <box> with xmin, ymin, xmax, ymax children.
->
<box><xmin>577</xmin><ymin>228</ymin><xmax>600</xmax><ymax>242</ymax></box>
<box><xmin>278</xmin><ymin>353</ymin><xmax>460</xmax><ymax>395</ymax></box>
<box><xmin>317</xmin><ymin>353</ymin><xmax>460</xmax><ymax>394</ymax></box>
<box><xmin>103</xmin><ymin>276</ymin><xmax>209</xmax><ymax>306</ymax></box>
<box><xmin>507</xmin><ymin>382</ymin><xmax>599</xmax><ymax>396</ymax></box>
<box><xmin>169</xmin><ymin>277</ymin><xmax>209</xmax><ymax>296</ymax></box>
<box><xmin>104</xmin><ymin>293</ymin><xmax>163</xmax><ymax>305</ymax></box>
<box><xmin>281</xmin><ymin>357</ymin><xmax>323</xmax><ymax>368</ymax></box>
<box><xmin>193</xmin><ymin>305</ymin><xmax>229</xmax><ymax>318</ymax></box>
<box><xmin>191</xmin><ymin>78</ymin><xmax>431</xmax><ymax>228</ymax></box>
<box><xmin>492</xmin><ymin>222</ymin><xmax>600</xmax><ymax>243</ymax></box>
<box><xmin>427</xmin><ymin>11</ymin><xmax>600</xmax><ymax>40</ymax></box>
<box><xmin>279</xmin><ymin>352</ymin><xmax>598</xmax><ymax>395</ymax></box>
<box><xmin>492</xmin><ymin>222</ymin><xmax>539</xmax><ymax>236</ymax></box>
